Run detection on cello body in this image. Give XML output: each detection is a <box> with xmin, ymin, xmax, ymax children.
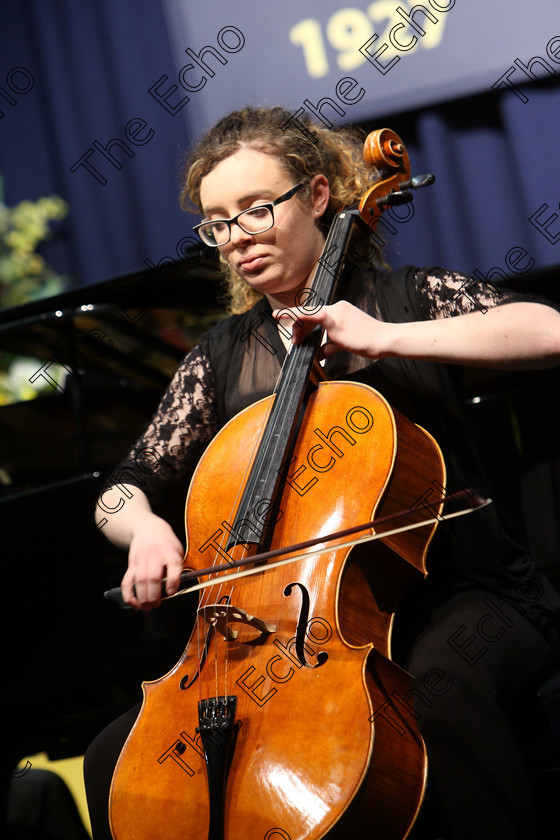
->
<box><xmin>109</xmin><ymin>380</ymin><xmax>445</xmax><ymax>840</ymax></box>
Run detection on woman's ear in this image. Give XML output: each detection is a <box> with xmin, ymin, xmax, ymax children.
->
<box><xmin>309</xmin><ymin>174</ymin><xmax>330</xmax><ymax>218</ymax></box>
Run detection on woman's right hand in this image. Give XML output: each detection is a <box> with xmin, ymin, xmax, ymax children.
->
<box><xmin>120</xmin><ymin>513</ymin><xmax>185</xmax><ymax>610</ymax></box>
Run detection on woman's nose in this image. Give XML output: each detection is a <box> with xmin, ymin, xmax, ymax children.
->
<box><xmin>228</xmin><ymin>222</ymin><xmax>254</xmax><ymax>246</ymax></box>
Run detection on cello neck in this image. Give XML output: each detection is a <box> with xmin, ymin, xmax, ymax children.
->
<box><xmin>225</xmin><ymin>209</ymin><xmax>358</xmax><ymax>552</ymax></box>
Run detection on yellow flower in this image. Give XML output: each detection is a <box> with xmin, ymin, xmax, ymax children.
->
<box><xmin>27</xmin><ymin>254</ymin><xmax>44</xmax><ymax>275</ymax></box>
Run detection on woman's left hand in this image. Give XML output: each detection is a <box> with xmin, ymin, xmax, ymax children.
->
<box><xmin>274</xmin><ymin>300</ymin><xmax>392</xmax><ymax>360</ymax></box>
<box><xmin>274</xmin><ymin>300</ymin><xmax>560</xmax><ymax>370</ymax></box>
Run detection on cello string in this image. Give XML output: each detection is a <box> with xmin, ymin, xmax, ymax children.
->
<box><xmin>180</xmin><ymin>334</ymin><xmax>294</xmax><ymax>709</ymax></box>
<box><xmin>197</xmin><ymin>342</ymin><xmax>291</xmax><ymax>705</ymax></box>
<box><xmin>205</xmin><ymin>605</ymin><xmax>211</xmax><ymax>707</ymax></box>
<box><xmin>201</xmin><ymin>352</ymin><xmax>286</xmax><ymax>592</ymax></box>
<box><xmin>225</xmin><ymin>584</ymin><xmax>233</xmax><ymax>704</ymax></box>
<box><xmin>197</xmin><ymin>609</ymin><xmax>203</xmax><ymax>709</ymax></box>
<box><xmin>195</xmin><ymin>434</ymin><xmax>261</xmax><ymax>704</ymax></box>
<box><xmin>192</xmin><ymin>215</ymin><xmax>331</xmax><ymax>713</ymax></box>
<box><xmin>198</xmin><ymin>273</ymin><xmax>334</xmax><ymax>695</ymax></box>
<box><xmin>213</xmin><ymin>603</ymin><xmax>219</xmax><ymax>704</ymax></box>
<box><xmin>250</xmin><ymin>325</ymin><xmax>328</xmax><ymax>539</ymax></box>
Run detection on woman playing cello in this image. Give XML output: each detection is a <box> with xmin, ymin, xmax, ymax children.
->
<box><xmin>85</xmin><ymin>106</ymin><xmax>560</xmax><ymax>840</ymax></box>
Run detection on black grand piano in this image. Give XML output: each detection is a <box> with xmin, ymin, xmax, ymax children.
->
<box><xmin>0</xmin><ymin>252</ymin><xmax>226</xmax><ymax>813</ymax></box>
<box><xmin>1</xmin><ymin>255</ymin><xmax>559</xmax><ymax>832</ymax></box>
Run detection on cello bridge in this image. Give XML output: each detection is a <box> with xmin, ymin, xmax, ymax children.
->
<box><xmin>200</xmin><ymin>603</ymin><xmax>276</xmax><ymax>641</ymax></box>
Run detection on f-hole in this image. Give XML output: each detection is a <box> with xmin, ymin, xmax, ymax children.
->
<box><xmin>284</xmin><ymin>582</ymin><xmax>329</xmax><ymax>669</ymax></box>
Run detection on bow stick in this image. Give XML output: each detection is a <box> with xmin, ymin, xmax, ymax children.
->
<box><xmin>105</xmin><ymin>490</ymin><xmax>490</xmax><ymax>608</ymax></box>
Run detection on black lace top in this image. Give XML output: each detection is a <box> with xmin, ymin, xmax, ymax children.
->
<box><xmin>110</xmin><ymin>264</ymin><xmax>560</xmax><ymax>634</ymax></box>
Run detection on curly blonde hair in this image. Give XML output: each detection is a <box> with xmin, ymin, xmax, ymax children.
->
<box><xmin>180</xmin><ymin>106</ymin><xmax>377</xmax><ymax>314</ymax></box>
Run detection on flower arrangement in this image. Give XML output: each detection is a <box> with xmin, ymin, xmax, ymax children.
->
<box><xmin>0</xmin><ymin>178</ymin><xmax>69</xmax><ymax>403</ymax></box>
<box><xmin>0</xmin><ymin>180</ymin><xmax>68</xmax><ymax>308</ymax></box>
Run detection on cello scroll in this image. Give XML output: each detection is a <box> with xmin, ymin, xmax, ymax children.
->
<box><xmin>358</xmin><ymin>127</ymin><xmax>434</xmax><ymax>232</ymax></box>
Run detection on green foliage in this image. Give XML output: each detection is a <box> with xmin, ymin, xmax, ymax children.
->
<box><xmin>0</xmin><ymin>179</ymin><xmax>69</xmax><ymax>308</ymax></box>
<box><xmin>0</xmin><ymin>178</ymin><xmax>70</xmax><ymax>403</ymax></box>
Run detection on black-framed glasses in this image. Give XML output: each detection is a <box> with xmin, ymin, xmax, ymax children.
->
<box><xmin>193</xmin><ymin>183</ymin><xmax>304</xmax><ymax>247</ymax></box>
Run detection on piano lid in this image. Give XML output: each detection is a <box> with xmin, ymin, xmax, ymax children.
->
<box><xmin>0</xmin><ymin>249</ymin><xmax>224</xmax><ymax>376</ymax></box>
<box><xmin>0</xmin><ymin>251</ymin><xmax>226</xmax><ymax>496</ymax></box>
<box><xmin>0</xmin><ymin>245</ymin><xmax>223</xmax><ymax>322</ymax></box>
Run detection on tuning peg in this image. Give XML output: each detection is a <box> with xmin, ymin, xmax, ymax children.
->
<box><xmin>400</xmin><ymin>173</ymin><xmax>436</xmax><ymax>190</ymax></box>
<box><xmin>374</xmin><ymin>190</ymin><xmax>413</xmax><ymax>208</ymax></box>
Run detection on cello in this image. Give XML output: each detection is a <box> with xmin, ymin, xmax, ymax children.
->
<box><xmin>108</xmin><ymin>129</ymin><xmax>448</xmax><ymax>840</ymax></box>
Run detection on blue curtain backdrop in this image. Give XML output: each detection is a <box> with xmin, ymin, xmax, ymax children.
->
<box><xmin>0</xmin><ymin>0</ymin><xmax>197</xmax><ymax>287</ymax></box>
<box><xmin>0</xmin><ymin>0</ymin><xmax>559</xmax><ymax>290</ymax></box>
<box><xmin>361</xmin><ymin>79</ymin><xmax>560</xmax><ymax>279</ymax></box>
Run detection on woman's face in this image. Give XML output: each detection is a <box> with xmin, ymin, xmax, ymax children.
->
<box><xmin>198</xmin><ymin>147</ymin><xmax>329</xmax><ymax>308</ymax></box>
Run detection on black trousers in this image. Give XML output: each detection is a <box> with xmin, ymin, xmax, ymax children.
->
<box><xmin>396</xmin><ymin>588</ymin><xmax>556</xmax><ymax>839</ymax></box>
<box><xmin>84</xmin><ymin>588</ymin><xmax>556</xmax><ymax>840</ymax></box>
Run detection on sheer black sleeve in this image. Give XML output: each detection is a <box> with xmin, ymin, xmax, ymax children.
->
<box><xmin>412</xmin><ymin>267</ymin><xmax>531</xmax><ymax>319</ymax></box>
<box><xmin>112</xmin><ymin>337</ymin><xmax>220</xmax><ymax>515</ymax></box>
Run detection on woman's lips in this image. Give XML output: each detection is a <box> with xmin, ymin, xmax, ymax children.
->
<box><xmin>239</xmin><ymin>254</ymin><xmax>267</xmax><ymax>272</ymax></box>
